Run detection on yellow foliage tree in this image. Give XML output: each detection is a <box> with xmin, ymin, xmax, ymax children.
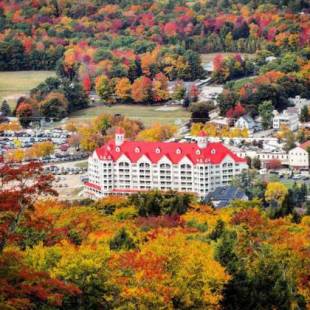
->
<box><xmin>115</xmin><ymin>77</ymin><xmax>132</xmax><ymax>101</ymax></box>
<box><xmin>136</xmin><ymin>123</ymin><xmax>177</xmax><ymax>142</ymax></box>
<box><xmin>265</xmin><ymin>182</ymin><xmax>288</xmax><ymax>205</ymax></box>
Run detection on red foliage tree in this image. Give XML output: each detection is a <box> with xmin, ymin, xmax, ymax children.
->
<box><xmin>213</xmin><ymin>54</ymin><xmax>224</xmax><ymax>71</ymax></box>
<box><xmin>231</xmin><ymin>208</ymin><xmax>264</xmax><ymax>228</ymax></box>
<box><xmin>233</xmin><ymin>102</ymin><xmax>245</xmax><ymax>118</ymax></box>
<box><xmin>82</xmin><ymin>75</ymin><xmax>91</xmax><ymax>94</ymax></box>
<box><xmin>0</xmin><ymin>251</ymin><xmax>81</xmax><ymax>308</ymax></box>
<box><xmin>0</xmin><ymin>162</ymin><xmax>57</xmax><ymax>253</ymax></box>
<box><xmin>164</xmin><ymin>22</ymin><xmax>178</xmax><ymax>37</ymax></box>
<box><xmin>266</xmin><ymin>159</ymin><xmax>282</xmax><ymax>170</ymax></box>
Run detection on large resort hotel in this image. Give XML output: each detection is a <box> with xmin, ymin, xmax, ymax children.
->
<box><xmin>85</xmin><ymin>128</ymin><xmax>248</xmax><ymax>198</ymax></box>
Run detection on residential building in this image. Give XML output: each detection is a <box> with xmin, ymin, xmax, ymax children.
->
<box><xmin>85</xmin><ymin>129</ymin><xmax>248</xmax><ymax>198</ymax></box>
<box><xmin>204</xmin><ymin>186</ymin><xmax>248</xmax><ymax>208</ymax></box>
<box><xmin>235</xmin><ymin>115</ymin><xmax>256</xmax><ymax>133</ymax></box>
<box><xmin>257</xmin><ymin>151</ymin><xmax>289</xmax><ymax>167</ymax></box>
<box><xmin>273</xmin><ymin>109</ymin><xmax>299</xmax><ymax>131</ymax></box>
<box><xmin>288</xmin><ymin>141</ymin><xmax>310</xmax><ymax>170</ymax></box>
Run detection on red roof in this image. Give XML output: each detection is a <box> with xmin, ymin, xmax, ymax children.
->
<box><xmin>84</xmin><ymin>182</ymin><xmax>101</xmax><ymax>190</ymax></box>
<box><xmin>95</xmin><ymin>139</ymin><xmax>246</xmax><ymax>165</ymax></box>
<box><xmin>300</xmin><ymin>141</ymin><xmax>310</xmax><ymax>150</ymax></box>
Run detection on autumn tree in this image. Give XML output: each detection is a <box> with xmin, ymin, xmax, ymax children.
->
<box><xmin>95</xmin><ymin>75</ymin><xmax>114</xmax><ymax>104</ymax></box>
<box><xmin>265</xmin><ymin>182</ymin><xmax>288</xmax><ymax>206</ymax></box>
<box><xmin>30</xmin><ymin>141</ymin><xmax>55</xmax><ymax>158</ymax></box>
<box><xmin>16</xmin><ymin>102</ymin><xmax>33</xmax><ymax>128</ymax></box>
<box><xmin>266</xmin><ymin>159</ymin><xmax>281</xmax><ymax>170</ymax></box>
<box><xmin>40</xmin><ymin>91</ymin><xmax>68</xmax><ymax>120</ymax></box>
<box><xmin>136</xmin><ymin>123</ymin><xmax>177</xmax><ymax>142</ymax></box>
<box><xmin>131</xmin><ymin>76</ymin><xmax>152</xmax><ymax>103</ymax></box>
<box><xmin>115</xmin><ymin>77</ymin><xmax>132</xmax><ymax>102</ymax></box>
<box><xmin>5</xmin><ymin>148</ymin><xmax>26</xmax><ymax>163</ymax></box>
<box><xmin>152</xmin><ymin>73</ymin><xmax>169</xmax><ymax>102</ymax></box>
<box><xmin>78</xmin><ymin>124</ymin><xmax>105</xmax><ymax>152</ymax></box>
<box><xmin>0</xmin><ymin>162</ymin><xmax>57</xmax><ymax>253</ymax></box>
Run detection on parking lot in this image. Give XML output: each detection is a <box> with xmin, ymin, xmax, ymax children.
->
<box><xmin>46</xmin><ymin>160</ymin><xmax>88</xmax><ymax>200</ymax></box>
<box><xmin>0</xmin><ymin>127</ymin><xmax>88</xmax><ymax>164</ymax></box>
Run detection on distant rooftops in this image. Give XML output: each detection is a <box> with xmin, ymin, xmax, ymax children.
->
<box><xmin>204</xmin><ymin>186</ymin><xmax>248</xmax><ymax>208</ymax></box>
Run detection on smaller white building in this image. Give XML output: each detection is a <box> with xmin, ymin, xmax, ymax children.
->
<box><xmin>235</xmin><ymin>115</ymin><xmax>256</xmax><ymax>133</ymax></box>
<box><xmin>288</xmin><ymin>141</ymin><xmax>310</xmax><ymax>170</ymax></box>
<box><xmin>273</xmin><ymin>109</ymin><xmax>299</xmax><ymax>131</ymax></box>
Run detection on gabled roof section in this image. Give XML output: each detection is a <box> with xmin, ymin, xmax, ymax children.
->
<box><xmin>300</xmin><ymin>141</ymin><xmax>310</xmax><ymax>150</ymax></box>
<box><xmin>95</xmin><ymin>139</ymin><xmax>246</xmax><ymax>165</ymax></box>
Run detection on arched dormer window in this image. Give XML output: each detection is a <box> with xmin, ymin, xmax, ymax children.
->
<box><xmin>211</xmin><ymin>149</ymin><xmax>216</xmax><ymax>155</ymax></box>
<box><xmin>176</xmin><ymin>148</ymin><xmax>181</xmax><ymax>155</ymax></box>
<box><xmin>155</xmin><ymin>147</ymin><xmax>161</xmax><ymax>154</ymax></box>
<box><xmin>196</xmin><ymin>150</ymin><xmax>201</xmax><ymax>155</ymax></box>
<box><xmin>115</xmin><ymin>147</ymin><xmax>120</xmax><ymax>152</ymax></box>
<box><xmin>135</xmin><ymin>147</ymin><xmax>140</xmax><ymax>153</ymax></box>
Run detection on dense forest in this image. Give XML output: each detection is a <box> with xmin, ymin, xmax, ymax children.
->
<box><xmin>1</xmin><ymin>0</ymin><xmax>309</xmax><ymax>121</ymax></box>
<box><xmin>0</xmin><ymin>163</ymin><xmax>309</xmax><ymax>309</ymax></box>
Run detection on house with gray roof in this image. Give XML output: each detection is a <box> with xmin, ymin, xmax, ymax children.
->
<box><xmin>204</xmin><ymin>186</ymin><xmax>248</xmax><ymax>208</ymax></box>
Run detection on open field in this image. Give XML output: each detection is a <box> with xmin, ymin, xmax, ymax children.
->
<box><xmin>201</xmin><ymin>52</ymin><xmax>256</xmax><ymax>64</ymax></box>
<box><xmin>0</xmin><ymin>71</ymin><xmax>55</xmax><ymax>109</ymax></box>
<box><xmin>68</xmin><ymin>104</ymin><xmax>191</xmax><ymax>126</ymax></box>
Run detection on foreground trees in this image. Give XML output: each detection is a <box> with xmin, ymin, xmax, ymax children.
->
<box><xmin>0</xmin><ymin>162</ymin><xmax>56</xmax><ymax>253</ymax></box>
<box><xmin>0</xmin><ymin>163</ymin><xmax>309</xmax><ymax>309</ymax></box>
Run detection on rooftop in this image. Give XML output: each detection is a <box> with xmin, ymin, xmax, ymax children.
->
<box><xmin>300</xmin><ymin>141</ymin><xmax>310</xmax><ymax>150</ymax></box>
<box><xmin>204</xmin><ymin>186</ymin><xmax>248</xmax><ymax>208</ymax></box>
<box><xmin>95</xmin><ymin>138</ymin><xmax>247</xmax><ymax>165</ymax></box>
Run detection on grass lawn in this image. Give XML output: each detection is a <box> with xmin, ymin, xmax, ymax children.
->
<box><xmin>68</xmin><ymin>104</ymin><xmax>191</xmax><ymax>127</ymax></box>
<box><xmin>0</xmin><ymin>71</ymin><xmax>55</xmax><ymax>109</ymax></box>
<box><xmin>74</xmin><ymin>161</ymin><xmax>88</xmax><ymax>169</ymax></box>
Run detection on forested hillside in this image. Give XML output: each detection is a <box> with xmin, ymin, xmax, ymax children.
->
<box><xmin>0</xmin><ymin>0</ymin><xmax>308</xmax><ymax>71</ymax></box>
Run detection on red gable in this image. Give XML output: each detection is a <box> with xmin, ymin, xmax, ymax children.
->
<box><xmin>95</xmin><ymin>139</ymin><xmax>246</xmax><ymax>165</ymax></box>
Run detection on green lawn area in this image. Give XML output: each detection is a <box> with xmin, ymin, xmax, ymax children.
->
<box><xmin>68</xmin><ymin>104</ymin><xmax>191</xmax><ymax>126</ymax></box>
<box><xmin>74</xmin><ymin>161</ymin><xmax>88</xmax><ymax>169</ymax></box>
<box><xmin>0</xmin><ymin>71</ymin><xmax>55</xmax><ymax>109</ymax></box>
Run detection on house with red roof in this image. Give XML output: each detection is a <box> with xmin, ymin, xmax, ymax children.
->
<box><xmin>84</xmin><ymin>128</ymin><xmax>248</xmax><ymax>198</ymax></box>
<box><xmin>288</xmin><ymin>141</ymin><xmax>310</xmax><ymax>170</ymax></box>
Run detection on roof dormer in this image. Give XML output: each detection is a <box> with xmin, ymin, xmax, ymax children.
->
<box><xmin>115</xmin><ymin>127</ymin><xmax>125</xmax><ymax>146</ymax></box>
<box><xmin>197</xmin><ymin>130</ymin><xmax>207</xmax><ymax>149</ymax></box>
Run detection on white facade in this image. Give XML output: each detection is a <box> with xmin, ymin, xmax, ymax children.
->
<box><xmin>235</xmin><ymin>115</ymin><xmax>256</xmax><ymax>133</ymax></box>
<box><xmin>288</xmin><ymin>146</ymin><xmax>309</xmax><ymax>169</ymax></box>
<box><xmin>85</xmin><ymin>131</ymin><xmax>248</xmax><ymax>198</ymax></box>
<box><xmin>273</xmin><ymin>110</ymin><xmax>299</xmax><ymax>131</ymax></box>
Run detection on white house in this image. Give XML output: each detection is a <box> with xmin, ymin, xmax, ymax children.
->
<box><xmin>235</xmin><ymin>115</ymin><xmax>256</xmax><ymax>133</ymax></box>
<box><xmin>288</xmin><ymin>141</ymin><xmax>310</xmax><ymax>170</ymax></box>
<box><xmin>273</xmin><ymin>109</ymin><xmax>299</xmax><ymax>131</ymax></box>
<box><xmin>85</xmin><ymin>129</ymin><xmax>248</xmax><ymax>199</ymax></box>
